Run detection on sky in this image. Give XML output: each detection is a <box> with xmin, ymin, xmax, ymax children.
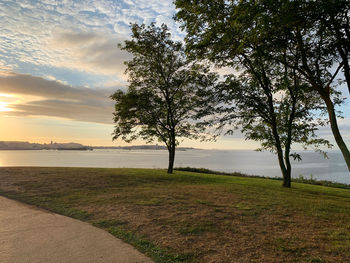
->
<box><xmin>0</xmin><ymin>0</ymin><xmax>349</xmax><ymax>150</ymax></box>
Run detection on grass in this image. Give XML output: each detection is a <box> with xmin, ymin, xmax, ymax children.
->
<box><xmin>175</xmin><ymin>167</ymin><xmax>350</xmax><ymax>189</ymax></box>
<box><xmin>1</xmin><ymin>167</ymin><xmax>350</xmax><ymax>262</ymax></box>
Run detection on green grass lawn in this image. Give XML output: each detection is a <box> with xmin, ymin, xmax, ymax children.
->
<box><xmin>1</xmin><ymin>167</ymin><xmax>350</xmax><ymax>262</ymax></box>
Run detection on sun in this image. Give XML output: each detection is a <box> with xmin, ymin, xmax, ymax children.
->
<box><xmin>0</xmin><ymin>93</ymin><xmax>16</xmax><ymax>112</ymax></box>
<box><xmin>0</xmin><ymin>101</ymin><xmax>12</xmax><ymax>112</ymax></box>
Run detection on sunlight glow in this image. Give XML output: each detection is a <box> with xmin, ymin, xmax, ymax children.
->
<box><xmin>0</xmin><ymin>93</ymin><xmax>15</xmax><ymax>98</ymax></box>
<box><xmin>0</xmin><ymin>101</ymin><xmax>12</xmax><ymax>112</ymax></box>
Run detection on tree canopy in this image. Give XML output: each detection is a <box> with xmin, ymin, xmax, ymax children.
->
<box><xmin>175</xmin><ymin>0</ymin><xmax>337</xmax><ymax>186</ymax></box>
<box><xmin>111</xmin><ymin>23</ymin><xmax>218</xmax><ymax>173</ymax></box>
<box><xmin>175</xmin><ymin>0</ymin><xmax>350</xmax><ymax>176</ymax></box>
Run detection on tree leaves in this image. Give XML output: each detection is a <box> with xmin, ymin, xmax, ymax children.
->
<box><xmin>111</xmin><ymin>23</ymin><xmax>218</xmax><ymax>149</ymax></box>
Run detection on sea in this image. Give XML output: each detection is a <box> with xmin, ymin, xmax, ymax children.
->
<box><xmin>0</xmin><ymin>149</ymin><xmax>349</xmax><ymax>184</ymax></box>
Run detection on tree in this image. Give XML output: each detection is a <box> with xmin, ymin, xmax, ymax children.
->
<box><xmin>175</xmin><ymin>0</ymin><xmax>350</xmax><ymax>173</ymax></box>
<box><xmin>214</xmin><ymin>58</ymin><xmax>329</xmax><ymax>187</ymax></box>
<box><xmin>175</xmin><ymin>0</ymin><xmax>331</xmax><ymax>186</ymax></box>
<box><xmin>248</xmin><ymin>0</ymin><xmax>350</xmax><ymax>171</ymax></box>
<box><xmin>316</xmin><ymin>0</ymin><xmax>350</xmax><ymax>95</ymax></box>
<box><xmin>111</xmin><ymin>23</ymin><xmax>218</xmax><ymax>174</ymax></box>
<box><xmin>276</xmin><ymin>0</ymin><xmax>350</xmax><ymax>171</ymax></box>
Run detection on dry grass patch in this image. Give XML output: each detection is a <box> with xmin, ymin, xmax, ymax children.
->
<box><xmin>1</xmin><ymin>167</ymin><xmax>350</xmax><ymax>262</ymax></box>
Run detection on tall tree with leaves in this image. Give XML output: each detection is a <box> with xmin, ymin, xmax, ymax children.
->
<box><xmin>111</xmin><ymin>23</ymin><xmax>218</xmax><ymax>173</ymax></box>
<box><xmin>214</xmin><ymin>59</ymin><xmax>329</xmax><ymax>187</ymax></box>
<box><xmin>175</xmin><ymin>0</ymin><xmax>350</xmax><ymax>173</ymax></box>
<box><xmin>176</xmin><ymin>0</ymin><xmax>331</xmax><ymax>186</ymax></box>
<box><xmin>268</xmin><ymin>0</ymin><xmax>350</xmax><ymax>171</ymax></box>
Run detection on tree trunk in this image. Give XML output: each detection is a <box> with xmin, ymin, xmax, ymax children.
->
<box><xmin>167</xmin><ymin>135</ymin><xmax>176</xmax><ymax>174</ymax></box>
<box><xmin>283</xmin><ymin>172</ymin><xmax>292</xmax><ymax>188</ymax></box>
<box><xmin>283</xmin><ymin>137</ymin><xmax>293</xmax><ymax>188</ymax></box>
<box><xmin>276</xmin><ymin>147</ymin><xmax>291</xmax><ymax>188</ymax></box>
<box><xmin>271</xmin><ymin>116</ymin><xmax>291</xmax><ymax>187</ymax></box>
<box><xmin>273</xmin><ymin>129</ymin><xmax>291</xmax><ymax>187</ymax></box>
<box><xmin>342</xmin><ymin>58</ymin><xmax>350</xmax><ymax>95</ymax></box>
<box><xmin>167</xmin><ymin>147</ymin><xmax>175</xmax><ymax>174</ymax></box>
<box><xmin>283</xmin><ymin>160</ymin><xmax>292</xmax><ymax>188</ymax></box>
<box><xmin>323</xmin><ymin>94</ymin><xmax>350</xmax><ymax>172</ymax></box>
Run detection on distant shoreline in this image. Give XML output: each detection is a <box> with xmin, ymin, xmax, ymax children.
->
<box><xmin>0</xmin><ymin>141</ymin><xmax>194</xmax><ymax>151</ymax></box>
<box><xmin>0</xmin><ymin>141</ymin><xmax>93</xmax><ymax>151</ymax></box>
<box><xmin>0</xmin><ymin>147</ymin><xmax>193</xmax><ymax>151</ymax></box>
<box><xmin>0</xmin><ymin>148</ymin><xmax>92</xmax><ymax>151</ymax></box>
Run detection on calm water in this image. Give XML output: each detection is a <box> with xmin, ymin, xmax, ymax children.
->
<box><xmin>0</xmin><ymin>149</ymin><xmax>349</xmax><ymax>184</ymax></box>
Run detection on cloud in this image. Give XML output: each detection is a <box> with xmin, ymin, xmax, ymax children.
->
<box><xmin>9</xmin><ymin>99</ymin><xmax>113</xmax><ymax>124</ymax></box>
<box><xmin>0</xmin><ymin>72</ymin><xmax>111</xmax><ymax>100</ymax></box>
<box><xmin>54</xmin><ymin>31</ymin><xmax>100</xmax><ymax>46</ymax></box>
<box><xmin>0</xmin><ymin>0</ymin><xmax>180</xmax><ymax>79</ymax></box>
<box><xmin>0</xmin><ymin>59</ymin><xmax>13</xmax><ymax>73</ymax></box>
<box><xmin>49</xmin><ymin>29</ymin><xmax>131</xmax><ymax>76</ymax></box>
<box><xmin>0</xmin><ymin>72</ymin><xmax>122</xmax><ymax>124</ymax></box>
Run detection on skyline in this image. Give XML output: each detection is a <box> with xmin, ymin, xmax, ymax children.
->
<box><xmin>0</xmin><ymin>0</ymin><xmax>349</xmax><ymax>150</ymax></box>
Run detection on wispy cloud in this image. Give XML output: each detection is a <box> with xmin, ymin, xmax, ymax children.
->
<box><xmin>9</xmin><ymin>99</ymin><xmax>113</xmax><ymax>124</ymax></box>
<box><xmin>49</xmin><ymin>29</ymin><xmax>130</xmax><ymax>76</ymax></box>
<box><xmin>0</xmin><ymin>72</ymin><xmax>120</xmax><ymax>124</ymax></box>
<box><xmin>0</xmin><ymin>0</ymin><xmax>179</xmax><ymax>79</ymax></box>
<box><xmin>0</xmin><ymin>0</ymin><xmax>180</xmax><ymax>130</ymax></box>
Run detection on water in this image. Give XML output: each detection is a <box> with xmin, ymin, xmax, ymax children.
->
<box><xmin>0</xmin><ymin>149</ymin><xmax>349</xmax><ymax>184</ymax></box>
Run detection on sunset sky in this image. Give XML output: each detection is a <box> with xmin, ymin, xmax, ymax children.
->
<box><xmin>0</xmin><ymin>0</ymin><xmax>349</xmax><ymax>149</ymax></box>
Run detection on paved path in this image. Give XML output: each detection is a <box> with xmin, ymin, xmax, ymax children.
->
<box><xmin>0</xmin><ymin>196</ymin><xmax>153</xmax><ymax>263</ymax></box>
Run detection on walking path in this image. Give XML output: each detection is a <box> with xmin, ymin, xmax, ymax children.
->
<box><xmin>0</xmin><ymin>196</ymin><xmax>153</xmax><ymax>263</ymax></box>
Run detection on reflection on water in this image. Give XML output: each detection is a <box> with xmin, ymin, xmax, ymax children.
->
<box><xmin>0</xmin><ymin>149</ymin><xmax>348</xmax><ymax>184</ymax></box>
